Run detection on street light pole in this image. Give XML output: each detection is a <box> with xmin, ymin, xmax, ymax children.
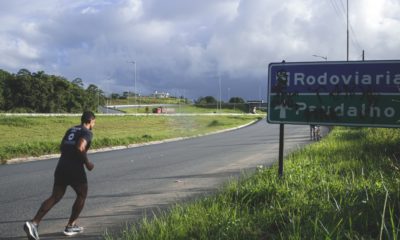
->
<box><xmin>128</xmin><ymin>61</ymin><xmax>137</xmax><ymax>113</ymax></box>
<box><xmin>134</xmin><ymin>61</ymin><xmax>137</xmax><ymax>113</ymax></box>
<box><xmin>219</xmin><ymin>76</ymin><xmax>222</xmax><ymax>111</ymax></box>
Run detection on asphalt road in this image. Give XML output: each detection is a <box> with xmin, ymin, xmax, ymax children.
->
<box><xmin>0</xmin><ymin>120</ymin><xmax>313</xmax><ymax>239</ymax></box>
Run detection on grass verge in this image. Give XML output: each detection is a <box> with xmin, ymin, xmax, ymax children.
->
<box><xmin>105</xmin><ymin>127</ymin><xmax>400</xmax><ymax>239</ymax></box>
<box><xmin>0</xmin><ymin>114</ymin><xmax>261</xmax><ymax>164</ymax></box>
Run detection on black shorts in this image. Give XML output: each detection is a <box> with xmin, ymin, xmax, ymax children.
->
<box><xmin>54</xmin><ymin>165</ymin><xmax>87</xmax><ymax>187</ymax></box>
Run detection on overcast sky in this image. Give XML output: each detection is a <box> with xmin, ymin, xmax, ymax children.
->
<box><xmin>0</xmin><ymin>0</ymin><xmax>399</xmax><ymax>101</ymax></box>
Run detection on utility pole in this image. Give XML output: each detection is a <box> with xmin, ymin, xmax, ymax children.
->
<box><xmin>362</xmin><ymin>50</ymin><xmax>365</xmax><ymax>61</ymax></box>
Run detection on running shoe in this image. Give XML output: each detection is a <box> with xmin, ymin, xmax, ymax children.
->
<box><xmin>23</xmin><ymin>221</ymin><xmax>39</xmax><ymax>240</ymax></box>
<box><xmin>63</xmin><ymin>225</ymin><xmax>84</xmax><ymax>236</ymax></box>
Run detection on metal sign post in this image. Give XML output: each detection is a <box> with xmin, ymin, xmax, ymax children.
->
<box><xmin>278</xmin><ymin>123</ymin><xmax>284</xmax><ymax>177</ymax></box>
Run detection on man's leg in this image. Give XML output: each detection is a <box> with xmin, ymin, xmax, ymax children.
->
<box><xmin>25</xmin><ymin>184</ymin><xmax>66</xmax><ymax>240</ymax></box>
<box><xmin>32</xmin><ymin>184</ymin><xmax>67</xmax><ymax>224</ymax></box>
<box><xmin>67</xmin><ymin>183</ymin><xmax>88</xmax><ymax>226</ymax></box>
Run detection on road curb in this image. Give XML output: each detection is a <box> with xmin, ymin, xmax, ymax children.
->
<box><xmin>6</xmin><ymin>119</ymin><xmax>262</xmax><ymax>165</ymax></box>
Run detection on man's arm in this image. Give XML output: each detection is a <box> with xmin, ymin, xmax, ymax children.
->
<box><xmin>77</xmin><ymin>138</ymin><xmax>94</xmax><ymax>171</ymax></box>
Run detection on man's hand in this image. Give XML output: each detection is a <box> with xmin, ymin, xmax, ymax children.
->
<box><xmin>77</xmin><ymin>137</ymin><xmax>94</xmax><ymax>171</ymax></box>
<box><xmin>85</xmin><ymin>161</ymin><xmax>94</xmax><ymax>171</ymax></box>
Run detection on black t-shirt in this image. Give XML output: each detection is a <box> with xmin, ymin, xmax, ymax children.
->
<box><xmin>57</xmin><ymin>125</ymin><xmax>93</xmax><ymax>169</ymax></box>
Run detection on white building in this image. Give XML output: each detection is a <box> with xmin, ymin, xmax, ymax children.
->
<box><xmin>152</xmin><ymin>91</ymin><xmax>170</xmax><ymax>98</ymax></box>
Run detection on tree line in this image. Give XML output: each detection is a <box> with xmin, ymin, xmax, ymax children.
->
<box><xmin>0</xmin><ymin>69</ymin><xmax>105</xmax><ymax>113</ymax></box>
<box><xmin>196</xmin><ymin>96</ymin><xmax>246</xmax><ymax>105</ymax></box>
<box><xmin>195</xmin><ymin>96</ymin><xmax>249</xmax><ymax>112</ymax></box>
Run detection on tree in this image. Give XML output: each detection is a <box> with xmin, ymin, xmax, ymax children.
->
<box><xmin>122</xmin><ymin>91</ymin><xmax>129</xmax><ymax>99</ymax></box>
<box><xmin>0</xmin><ymin>69</ymin><xmax>107</xmax><ymax>113</ymax></box>
<box><xmin>52</xmin><ymin>76</ymin><xmax>71</xmax><ymax>112</ymax></box>
<box><xmin>67</xmin><ymin>85</ymin><xmax>84</xmax><ymax>112</ymax></box>
<box><xmin>196</xmin><ymin>96</ymin><xmax>217</xmax><ymax>104</ymax></box>
<box><xmin>111</xmin><ymin>93</ymin><xmax>120</xmax><ymax>99</ymax></box>
<box><xmin>229</xmin><ymin>97</ymin><xmax>245</xmax><ymax>104</ymax></box>
<box><xmin>85</xmin><ymin>84</ymin><xmax>101</xmax><ymax>111</ymax></box>
<box><xmin>17</xmin><ymin>68</ymin><xmax>31</xmax><ymax>76</ymax></box>
<box><xmin>32</xmin><ymin>70</ymin><xmax>45</xmax><ymax>78</ymax></box>
<box><xmin>204</xmin><ymin>96</ymin><xmax>217</xmax><ymax>104</ymax></box>
<box><xmin>72</xmin><ymin>78</ymin><xmax>84</xmax><ymax>88</ymax></box>
<box><xmin>11</xmin><ymin>70</ymin><xmax>33</xmax><ymax>110</ymax></box>
<box><xmin>0</xmin><ymin>69</ymin><xmax>11</xmax><ymax>110</ymax></box>
<box><xmin>30</xmin><ymin>71</ymin><xmax>51</xmax><ymax>112</ymax></box>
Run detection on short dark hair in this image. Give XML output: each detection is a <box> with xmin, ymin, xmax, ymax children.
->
<box><xmin>81</xmin><ymin>111</ymin><xmax>96</xmax><ymax>124</ymax></box>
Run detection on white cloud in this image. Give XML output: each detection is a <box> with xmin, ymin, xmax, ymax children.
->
<box><xmin>81</xmin><ymin>7</ymin><xmax>100</xmax><ymax>15</ymax></box>
<box><xmin>0</xmin><ymin>0</ymin><xmax>399</xmax><ymax>100</ymax></box>
<box><xmin>0</xmin><ymin>35</ymin><xmax>40</xmax><ymax>70</ymax></box>
<box><xmin>118</xmin><ymin>0</ymin><xmax>143</xmax><ymax>22</ymax></box>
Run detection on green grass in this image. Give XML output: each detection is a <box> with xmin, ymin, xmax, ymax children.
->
<box><xmin>105</xmin><ymin>127</ymin><xmax>400</xmax><ymax>239</ymax></box>
<box><xmin>0</xmin><ymin>114</ymin><xmax>261</xmax><ymax>163</ymax></box>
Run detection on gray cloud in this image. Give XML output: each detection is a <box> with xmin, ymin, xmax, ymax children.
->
<box><xmin>0</xmin><ymin>0</ymin><xmax>399</xmax><ymax>101</ymax></box>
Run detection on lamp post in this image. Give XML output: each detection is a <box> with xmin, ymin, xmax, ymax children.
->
<box><xmin>97</xmin><ymin>89</ymin><xmax>99</xmax><ymax>113</ymax></box>
<box><xmin>128</xmin><ymin>61</ymin><xmax>137</xmax><ymax>113</ymax></box>
<box><xmin>219</xmin><ymin>76</ymin><xmax>222</xmax><ymax>111</ymax></box>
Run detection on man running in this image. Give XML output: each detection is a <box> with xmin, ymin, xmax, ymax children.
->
<box><xmin>24</xmin><ymin>111</ymin><xmax>96</xmax><ymax>239</ymax></box>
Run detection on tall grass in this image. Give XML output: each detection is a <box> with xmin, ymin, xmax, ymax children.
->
<box><xmin>0</xmin><ymin>115</ymin><xmax>261</xmax><ymax>163</ymax></box>
<box><xmin>106</xmin><ymin>127</ymin><xmax>400</xmax><ymax>239</ymax></box>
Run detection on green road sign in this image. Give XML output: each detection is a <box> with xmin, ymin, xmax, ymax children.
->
<box><xmin>267</xmin><ymin>61</ymin><xmax>400</xmax><ymax>128</ymax></box>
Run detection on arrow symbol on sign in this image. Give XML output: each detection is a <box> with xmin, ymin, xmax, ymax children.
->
<box><xmin>275</xmin><ymin>104</ymin><xmax>292</xmax><ymax>119</ymax></box>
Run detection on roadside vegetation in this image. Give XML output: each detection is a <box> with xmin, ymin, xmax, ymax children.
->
<box><xmin>0</xmin><ymin>114</ymin><xmax>261</xmax><ymax>164</ymax></box>
<box><xmin>0</xmin><ymin>69</ymin><xmax>102</xmax><ymax>113</ymax></box>
<box><xmin>105</xmin><ymin>127</ymin><xmax>400</xmax><ymax>239</ymax></box>
<box><xmin>121</xmin><ymin>104</ymin><xmax>253</xmax><ymax>114</ymax></box>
